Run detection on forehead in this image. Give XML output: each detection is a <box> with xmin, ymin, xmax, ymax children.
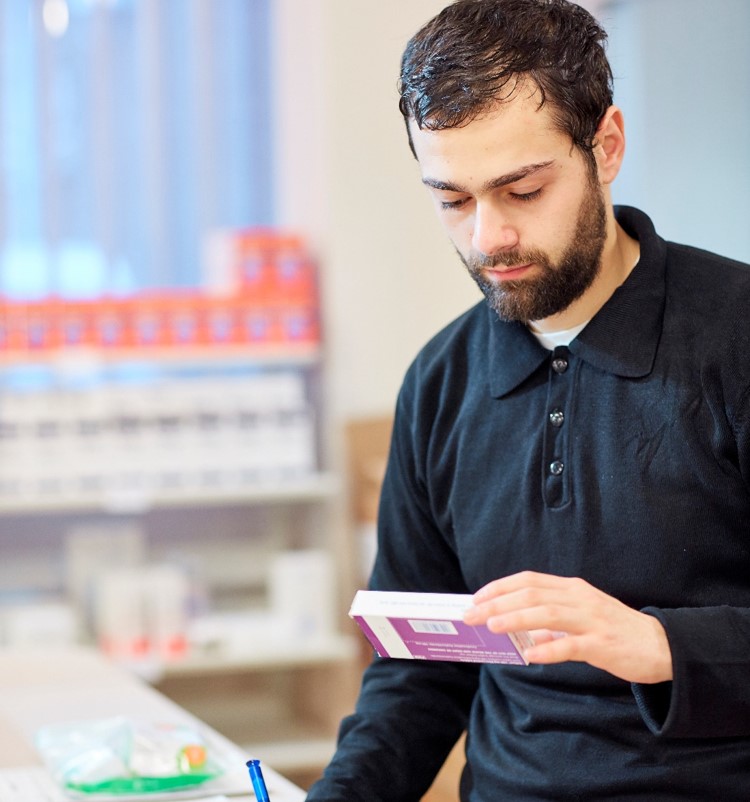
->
<box><xmin>409</xmin><ymin>91</ymin><xmax>574</xmax><ymax>185</ymax></box>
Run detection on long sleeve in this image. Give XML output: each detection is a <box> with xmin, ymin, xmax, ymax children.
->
<box><xmin>633</xmin><ymin>606</ymin><xmax>750</xmax><ymax>738</ymax></box>
<box><xmin>305</xmin><ymin>657</ymin><xmax>478</xmax><ymax>801</ymax></box>
<box><xmin>631</xmin><ymin>328</ymin><xmax>750</xmax><ymax>739</ymax></box>
<box><xmin>306</xmin><ymin>371</ymin><xmax>480</xmax><ymax>801</ymax></box>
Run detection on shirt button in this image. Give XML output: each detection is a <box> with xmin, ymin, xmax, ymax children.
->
<box><xmin>549</xmin><ymin>460</ymin><xmax>564</xmax><ymax>476</ymax></box>
<box><xmin>549</xmin><ymin>409</ymin><xmax>564</xmax><ymax>427</ymax></box>
<box><xmin>552</xmin><ymin>358</ymin><xmax>568</xmax><ymax>374</ymax></box>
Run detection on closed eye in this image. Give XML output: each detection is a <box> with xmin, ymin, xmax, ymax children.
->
<box><xmin>439</xmin><ymin>197</ymin><xmax>469</xmax><ymax>210</ymax></box>
<box><xmin>509</xmin><ymin>188</ymin><xmax>543</xmax><ymax>202</ymax></box>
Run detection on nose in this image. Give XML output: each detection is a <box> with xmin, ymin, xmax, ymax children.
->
<box><xmin>471</xmin><ymin>202</ymin><xmax>520</xmax><ymax>256</ymax></box>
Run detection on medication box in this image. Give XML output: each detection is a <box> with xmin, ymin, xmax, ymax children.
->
<box><xmin>350</xmin><ymin>590</ymin><xmax>534</xmax><ymax>665</ymax></box>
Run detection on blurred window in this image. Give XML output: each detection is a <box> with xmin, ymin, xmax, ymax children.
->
<box><xmin>0</xmin><ymin>0</ymin><xmax>273</xmax><ymax>299</ymax></box>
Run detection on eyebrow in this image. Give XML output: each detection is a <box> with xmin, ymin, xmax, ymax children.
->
<box><xmin>422</xmin><ymin>160</ymin><xmax>556</xmax><ymax>194</ymax></box>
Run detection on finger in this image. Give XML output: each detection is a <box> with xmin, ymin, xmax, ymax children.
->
<box><xmin>484</xmin><ymin>603</ymin><xmax>591</xmax><ymax>637</ymax></box>
<box><xmin>523</xmin><ymin>634</ymin><xmax>579</xmax><ymax>665</ymax></box>
<box><xmin>525</xmin><ymin>629</ymin><xmax>566</xmax><ymax>645</ymax></box>
<box><xmin>473</xmin><ymin>570</ymin><xmax>574</xmax><ymax>602</ymax></box>
<box><xmin>465</xmin><ymin>584</ymin><xmax>596</xmax><ymax>626</ymax></box>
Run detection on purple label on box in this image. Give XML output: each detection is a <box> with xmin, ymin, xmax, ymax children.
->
<box><xmin>389</xmin><ymin>616</ymin><xmax>525</xmax><ymax>664</ymax></box>
<box><xmin>353</xmin><ymin>613</ymin><xmax>527</xmax><ymax>665</ymax></box>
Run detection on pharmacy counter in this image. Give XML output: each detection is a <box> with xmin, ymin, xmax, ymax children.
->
<box><xmin>0</xmin><ymin>646</ymin><xmax>305</xmax><ymax>802</ymax></box>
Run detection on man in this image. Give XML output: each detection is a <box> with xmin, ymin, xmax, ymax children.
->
<box><xmin>307</xmin><ymin>1</ymin><xmax>750</xmax><ymax>799</ymax></box>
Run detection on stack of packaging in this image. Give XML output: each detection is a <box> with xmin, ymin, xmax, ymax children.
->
<box><xmin>0</xmin><ymin>230</ymin><xmax>322</xmax><ymax>505</ymax></box>
<box><xmin>0</xmin><ymin>230</ymin><xmax>320</xmax><ymax>355</ymax></box>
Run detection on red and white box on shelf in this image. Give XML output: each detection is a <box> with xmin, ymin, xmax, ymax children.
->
<box><xmin>0</xmin><ymin>228</ymin><xmax>321</xmax><ymax>358</ymax></box>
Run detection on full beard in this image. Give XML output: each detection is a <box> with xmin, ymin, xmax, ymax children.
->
<box><xmin>460</xmin><ymin>181</ymin><xmax>608</xmax><ymax>323</ymax></box>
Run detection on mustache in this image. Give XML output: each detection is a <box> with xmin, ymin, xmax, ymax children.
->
<box><xmin>465</xmin><ymin>249</ymin><xmax>549</xmax><ymax>271</ymax></box>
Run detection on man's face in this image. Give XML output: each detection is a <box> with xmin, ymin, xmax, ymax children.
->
<box><xmin>409</xmin><ymin>89</ymin><xmax>608</xmax><ymax>325</ymax></box>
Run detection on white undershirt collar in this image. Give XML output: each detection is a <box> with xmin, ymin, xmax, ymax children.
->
<box><xmin>529</xmin><ymin>320</ymin><xmax>590</xmax><ymax>350</ymax></box>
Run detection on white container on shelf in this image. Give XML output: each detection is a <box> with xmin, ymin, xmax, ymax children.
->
<box><xmin>93</xmin><ymin>568</ymin><xmax>148</xmax><ymax>658</ymax></box>
<box><xmin>143</xmin><ymin>564</ymin><xmax>190</xmax><ymax>660</ymax></box>
<box><xmin>93</xmin><ymin>563</ymin><xmax>190</xmax><ymax>661</ymax></box>
<box><xmin>269</xmin><ymin>549</ymin><xmax>336</xmax><ymax>642</ymax></box>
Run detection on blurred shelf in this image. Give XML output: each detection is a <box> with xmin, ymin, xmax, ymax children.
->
<box><xmin>139</xmin><ymin>639</ymin><xmax>361</xmax><ymax>780</ymax></box>
<box><xmin>0</xmin><ymin>318</ymin><xmax>360</xmax><ymax>782</ymax></box>
<box><xmin>0</xmin><ymin>472</ymin><xmax>340</xmax><ymax>516</ymax></box>
<box><xmin>143</xmin><ymin>635</ymin><xmax>359</xmax><ymax>681</ymax></box>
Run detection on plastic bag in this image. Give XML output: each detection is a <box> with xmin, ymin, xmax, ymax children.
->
<box><xmin>35</xmin><ymin>716</ymin><xmax>224</xmax><ymax>795</ymax></box>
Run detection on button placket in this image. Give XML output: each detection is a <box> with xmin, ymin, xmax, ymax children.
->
<box><xmin>542</xmin><ymin>347</ymin><xmax>573</xmax><ymax>508</ymax></box>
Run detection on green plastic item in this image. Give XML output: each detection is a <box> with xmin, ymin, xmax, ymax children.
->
<box><xmin>66</xmin><ymin>770</ymin><xmax>220</xmax><ymax>795</ymax></box>
<box><xmin>35</xmin><ymin>716</ymin><xmax>224</xmax><ymax>796</ymax></box>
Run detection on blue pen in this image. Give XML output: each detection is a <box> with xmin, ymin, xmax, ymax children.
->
<box><xmin>246</xmin><ymin>759</ymin><xmax>271</xmax><ymax>802</ymax></box>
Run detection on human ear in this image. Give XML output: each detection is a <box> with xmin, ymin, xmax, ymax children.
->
<box><xmin>592</xmin><ymin>105</ymin><xmax>626</xmax><ymax>185</ymax></box>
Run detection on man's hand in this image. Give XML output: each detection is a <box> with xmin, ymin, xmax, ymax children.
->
<box><xmin>463</xmin><ymin>571</ymin><xmax>673</xmax><ymax>684</ymax></box>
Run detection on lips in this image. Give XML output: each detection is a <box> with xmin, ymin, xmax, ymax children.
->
<box><xmin>484</xmin><ymin>263</ymin><xmax>534</xmax><ymax>280</ymax></box>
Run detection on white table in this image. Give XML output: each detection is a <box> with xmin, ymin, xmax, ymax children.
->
<box><xmin>0</xmin><ymin>647</ymin><xmax>305</xmax><ymax>802</ymax></box>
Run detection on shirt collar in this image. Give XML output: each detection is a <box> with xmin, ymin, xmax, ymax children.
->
<box><xmin>488</xmin><ymin>206</ymin><xmax>666</xmax><ymax>398</ymax></box>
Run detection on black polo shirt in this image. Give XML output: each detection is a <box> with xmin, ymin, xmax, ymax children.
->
<box><xmin>307</xmin><ymin>207</ymin><xmax>750</xmax><ymax>801</ymax></box>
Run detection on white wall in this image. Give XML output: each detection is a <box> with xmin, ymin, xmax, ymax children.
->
<box><xmin>272</xmin><ymin>1</ymin><xmax>480</xmax><ymax>426</ymax></box>
<box><xmin>603</xmin><ymin>0</ymin><xmax>750</xmax><ymax>262</ymax></box>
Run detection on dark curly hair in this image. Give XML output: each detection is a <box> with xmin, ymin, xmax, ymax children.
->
<box><xmin>399</xmin><ymin>0</ymin><xmax>613</xmax><ymax>165</ymax></box>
